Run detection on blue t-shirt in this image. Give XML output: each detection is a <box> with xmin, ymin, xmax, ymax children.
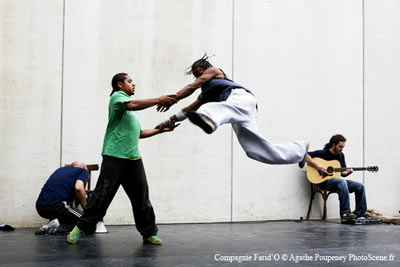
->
<box><xmin>36</xmin><ymin>167</ymin><xmax>89</xmax><ymax>206</ymax></box>
<box><xmin>201</xmin><ymin>70</ymin><xmax>253</xmax><ymax>103</ymax></box>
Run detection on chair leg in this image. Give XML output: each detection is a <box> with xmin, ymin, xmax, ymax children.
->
<box><xmin>323</xmin><ymin>194</ymin><xmax>328</xmax><ymax>221</ymax></box>
<box><xmin>306</xmin><ymin>192</ymin><xmax>315</xmax><ymax>220</ymax></box>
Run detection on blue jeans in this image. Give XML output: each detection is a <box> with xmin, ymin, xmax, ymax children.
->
<box><xmin>319</xmin><ymin>178</ymin><xmax>367</xmax><ymax>217</ymax></box>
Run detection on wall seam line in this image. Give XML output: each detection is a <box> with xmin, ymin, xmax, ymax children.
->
<box><xmin>230</xmin><ymin>0</ymin><xmax>235</xmax><ymax>223</ymax></box>
<box><xmin>60</xmin><ymin>0</ymin><xmax>66</xmax><ymax>167</ymax></box>
<box><xmin>362</xmin><ymin>0</ymin><xmax>365</xmax><ymax>184</ymax></box>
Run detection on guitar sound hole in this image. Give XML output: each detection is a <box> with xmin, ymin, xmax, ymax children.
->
<box><xmin>327</xmin><ymin>167</ymin><xmax>334</xmax><ymax>173</ymax></box>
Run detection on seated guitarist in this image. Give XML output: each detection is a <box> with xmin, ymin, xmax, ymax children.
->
<box><xmin>306</xmin><ymin>134</ymin><xmax>367</xmax><ymax>223</ymax></box>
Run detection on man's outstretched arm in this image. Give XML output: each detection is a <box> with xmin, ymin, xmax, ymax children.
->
<box><xmin>157</xmin><ymin>67</ymin><xmax>221</xmax><ymax>112</ymax></box>
<box><xmin>140</xmin><ymin>121</ymin><xmax>178</xmax><ymax>139</ymax></box>
<box><xmin>125</xmin><ymin>94</ymin><xmax>177</xmax><ymax>111</ymax></box>
<box><xmin>156</xmin><ymin>95</ymin><xmax>203</xmax><ymax>129</ymax></box>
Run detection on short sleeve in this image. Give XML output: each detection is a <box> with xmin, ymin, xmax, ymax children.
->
<box><xmin>77</xmin><ymin>169</ymin><xmax>89</xmax><ymax>184</ymax></box>
<box><xmin>110</xmin><ymin>91</ymin><xmax>133</xmax><ymax>112</ymax></box>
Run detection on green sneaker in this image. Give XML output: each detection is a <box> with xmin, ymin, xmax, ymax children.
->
<box><xmin>67</xmin><ymin>226</ymin><xmax>84</xmax><ymax>244</ymax></box>
<box><xmin>143</xmin><ymin>235</ymin><xmax>162</xmax><ymax>245</ymax></box>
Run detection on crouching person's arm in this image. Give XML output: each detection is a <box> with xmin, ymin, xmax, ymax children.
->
<box><xmin>75</xmin><ymin>180</ymin><xmax>86</xmax><ymax>209</ymax></box>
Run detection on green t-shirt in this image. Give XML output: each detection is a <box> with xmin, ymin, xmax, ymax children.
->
<box><xmin>102</xmin><ymin>91</ymin><xmax>143</xmax><ymax>159</ymax></box>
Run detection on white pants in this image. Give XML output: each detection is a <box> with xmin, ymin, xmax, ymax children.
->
<box><xmin>196</xmin><ymin>89</ymin><xmax>307</xmax><ymax>164</ymax></box>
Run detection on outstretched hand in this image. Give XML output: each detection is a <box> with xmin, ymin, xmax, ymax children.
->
<box><xmin>155</xmin><ymin>120</ymin><xmax>180</xmax><ymax>132</ymax></box>
<box><xmin>157</xmin><ymin>94</ymin><xmax>178</xmax><ymax>112</ymax></box>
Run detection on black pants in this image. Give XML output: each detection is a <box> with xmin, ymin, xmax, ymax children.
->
<box><xmin>36</xmin><ymin>201</ymin><xmax>82</xmax><ymax>225</ymax></box>
<box><xmin>77</xmin><ymin>156</ymin><xmax>157</xmax><ymax>237</ymax></box>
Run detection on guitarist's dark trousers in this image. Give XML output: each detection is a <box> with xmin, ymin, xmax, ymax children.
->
<box><xmin>319</xmin><ymin>178</ymin><xmax>367</xmax><ymax>217</ymax></box>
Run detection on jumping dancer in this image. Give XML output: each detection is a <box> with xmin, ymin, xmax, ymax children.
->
<box><xmin>157</xmin><ymin>55</ymin><xmax>308</xmax><ymax>166</ymax></box>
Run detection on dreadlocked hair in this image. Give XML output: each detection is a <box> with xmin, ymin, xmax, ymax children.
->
<box><xmin>185</xmin><ymin>53</ymin><xmax>214</xmax><ymax>75</ymax></box>
<box><xmin>110</xmin><ymin>73</ymin><xmax>128</xmax><ymax>96</ymax></box>
<box><xmin>323</xmin><ymin>134</ymin><xmax>347</xmax><ymax>150</ymax></box>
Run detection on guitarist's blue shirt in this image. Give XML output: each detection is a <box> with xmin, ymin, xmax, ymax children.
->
<box><xmin>308</xmin><ymin>149</ymin><xmax>347</xmax><ymax>175</ymax></box>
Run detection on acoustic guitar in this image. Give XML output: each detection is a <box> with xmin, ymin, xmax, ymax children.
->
<box><xmin>306</xmin><ymin>157</ymin><xmax>379</xmax><ymax>184</ymax></box>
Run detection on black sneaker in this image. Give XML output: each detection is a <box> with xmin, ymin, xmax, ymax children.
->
<box><xmin>48</xmin><ymin>224</ymin><xmax>73</xmax><ymax>235</ymax></box>
<box><xmin>0</xmin><ymin>224</ymin><xmax>15</xmax><ymax>231</ymax></box>
<box><xmin>187</xmin><ymin>112</ymin><xmax>216</xmax><ymax>134</ymax></box>
<box><xmin>35</xmin><ymin>225</ymin><xmax>50</xmax><ymax>235</ymax></box>
<box><xmin>341</xmin><ymin>211</ymin><xmax>357</xmax><ymax>224</ymax></box>
<box><xmin>298</xmin><ymin>142</ymin><xmax>309</xmax><ymax>168</ymax></box>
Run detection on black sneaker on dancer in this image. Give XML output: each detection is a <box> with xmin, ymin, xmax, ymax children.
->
<box><xmin>187</xmin><ymin>111</ymin><xmax>216</xmax><ymax>134</ymax></box>
<box><xmin>298</xmin><ymin>141</ymin><xmax>310</xmax><ymax>168</ymax></box>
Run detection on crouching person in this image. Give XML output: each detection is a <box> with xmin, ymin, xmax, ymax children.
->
<box><xmin>35</xmin><ymin>161</ymin><xmax>88</xmax><ymax>235</ymax></box>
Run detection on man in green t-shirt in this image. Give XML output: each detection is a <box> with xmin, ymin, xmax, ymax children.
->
<box><xmin>67</xmin><ymin>73</ymin><xmax>177</xmax><ymax>245</ymax></box>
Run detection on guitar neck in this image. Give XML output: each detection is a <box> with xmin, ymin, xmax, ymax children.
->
<box><xmin>334</xmin><ymin>167</ymin><xmax>367</xmax><ymax>172</ymax></box>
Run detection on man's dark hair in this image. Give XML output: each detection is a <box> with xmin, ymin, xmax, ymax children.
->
<box><xmin>110</xmin><ymin>73</ymin><xmax>128</xmax><ymax>96</ymax></box>
<box><xmin>185</xmin><ymin>53</ymin><xmax>213</xmax><ymax>75</ymax></box>
<box><xmin>324</xmin><ymin>134</ymin><xmax>347</xmax><ymax>150</ymax></box>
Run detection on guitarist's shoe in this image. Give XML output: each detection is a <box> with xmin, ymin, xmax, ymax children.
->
<box><xmin>298</xmin><ymin>141</ymin><xmax>309</xmax><ymax>168</ymax></box>
<box><xmin>341</xmin><ymin>211</ymin><xmax>357</xmax><ymax>224</ymax></box>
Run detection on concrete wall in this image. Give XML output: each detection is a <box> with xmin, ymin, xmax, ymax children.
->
<box><xmin>364</xmin><ymin>0</ymin><xmax>400</xmax><ymax>216</ymax></box>
<box><xmin>0</xmin><ymin>0</ymin><xmax>64</xmax><ymax>226</ymax></box>
<box><xmin>0</xmin><ymin>0</ymin><xmax>398</xmax><ymax>227</ymax></box>
<box><xmin>232</xmin><ymin>0</ymin><xmax>364</xmax><ymax>221</ymax></box>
